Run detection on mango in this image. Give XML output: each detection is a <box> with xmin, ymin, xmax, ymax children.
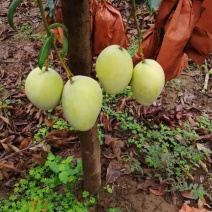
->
<box><xmin>130</xmin><ymin>59</ymin><xmax>165</xmax><ymax>106</ymax></box>
<box><xmin>62</xmin><ymin>76</ymin><xmax>102</xmax><ymax>131</ymax></box>
<box><xmin>25</xmin><ymin>67</ymin><xmax>63</xmax><ymax>110</ymax></box>
<box><xmin>95</xmin><ymin>45</ymin><xmax>133</xmax><ymax>94</ymax></box>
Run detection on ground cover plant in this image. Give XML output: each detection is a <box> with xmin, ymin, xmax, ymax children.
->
<box><xmin>0</xmin><ymin>0</ymin><xmax>211</xmax><ymax>211</ymax></box>
<box><xmin>1</xmin><ymin>87</ymin><xmax>211</xmax><ymax>211</ymax></box>
<box><xmin>0</xmin><ymin>153</ymin><xmax>93</xmax><ymax>212</ymax></box>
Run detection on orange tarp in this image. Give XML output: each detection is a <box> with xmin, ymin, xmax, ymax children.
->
<box><xmin>91</xmin><ymin>0</ymin><xmax>128</xmax><ymax>55</ymax></box>
<box><xmin>133</xmin><ymin>0</ymin><xmax>212</xmax><ymax>82</ymax></box>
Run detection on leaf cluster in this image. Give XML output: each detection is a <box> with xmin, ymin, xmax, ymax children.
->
<box><xmin>0</xmin><ymin>153</ymin><xmax>94</xmax><ymax>212</ymax></box>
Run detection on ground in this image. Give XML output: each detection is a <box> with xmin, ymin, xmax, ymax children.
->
<box><xmin>0</xmin><ymin>0</ymin><xmax>212</xmax><ymax>212</ymax></box>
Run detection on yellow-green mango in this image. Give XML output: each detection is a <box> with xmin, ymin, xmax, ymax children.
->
<box><xmin>62</xmin><ymin>76</ymin><xmax>102</xmax><ymax>131</ymax></box>
<box><xmin>130</xmin><ymin>59</ymin><xmax>165</xmax><ymax>106</ymax></box>
<box><xmin>95</xmin><ymin>45</ymin><xmax>133</xmax><ymax>94</ymax></box>
<box><xmin>25</xmin><ymin>67</ymin><xmax>63</xmax><ymax>110</ymax></box>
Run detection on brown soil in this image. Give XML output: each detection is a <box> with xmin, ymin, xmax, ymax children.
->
<box><xmin>97</xmin><ymin>176</ymin><xmax>179</xmax><ymax>212</ymax></box>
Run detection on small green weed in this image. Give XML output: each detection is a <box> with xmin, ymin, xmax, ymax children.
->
<box><xmin>126</xmin><ymin>124</ymin><xmax>204</xmax><ymax>191</ymax></box>
<box><xmin>103</xmin><ymin>184</ymin><xmax>113</xmax><ymax>194</ymax></box>
<box><xmin>127</xmin><ymin>36</ymin><xmax>138</xmax><ymax>58</ymax></box>
<box><xmin>29</xmin><ymin>33</ymin><xmax>43</xmax><ymax>41</ymax></box>
<box><xmin>196</xmin><ymin>115</ymin><xmax>212</xmax><ymax>132</ymax></box>
<box><xmin>34</xmin><ymin>124</ymin><xmax>49</xmax><ymax>142</ymax></box>
<box><xmin>107</xmin><ymin>208</ymin><xmax>122</xmax><ymax>212</ymax></box>
<box><xmin>45</xmin><ymin>152</ymin><xmax>83</xmax><ymax>185</ymax></box>
<box><xmin>0</xmin><ymin>153</ymin><xmax>92</xmax><ymax>212</ymax></box>
<box><xmin>20</xmin><ymin>22</ymin><xmax>31</xmax><ymax>35</ymax></box>
<box><xmin>97</xmin><ymin>124</ymin><xmax>105</xmax><ymax>145</ymax></box>
<box><xmin>19</xmin><ymin>22</ymin><xmax>42</xmax><ymax>41</ymax></box>
<box><xmin>5</xmin><ymin>99</ymin><xmax>11</xmax><ymax>105</ymax></box>
<box><xmin>16</xmin><ymin>99</ymin><xmax>24</xmax><ymax>104</ymax></box>
<box><xmin>102</xmin><ymin>87</ymin><xmax>208</xmax><ymax>193</ymax></box>
<box><xmin>166</xmin><ymin>78</ymin><xmax>182</xmax><ymax>91</ymax></box>
<box><xmin>34</xmin><ymin>117</ymin><xmax>75</xmax><ymax>142</ymax></box>
<box><xmin>53</xmin><ymin>118</ymin><xmax>71</xmax><ymax>130</ymax></box>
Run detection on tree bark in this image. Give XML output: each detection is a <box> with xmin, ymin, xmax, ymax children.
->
<box><xmin>61</xmin><ymin>0</ymin><xmax>101</xmax><ymax>195</ymax></box>
<box><xmin>61</xmin><ymin>0</ymin><xmax>91</xmax><ymax>76</ymax></box>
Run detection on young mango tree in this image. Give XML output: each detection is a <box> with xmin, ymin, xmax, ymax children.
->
<box><xmin>60</xmin><ymin>0</ymin><xmax>101</xmax><ymax>195</ymax></box>
<box><xmin>7</xmin><ymin>0</ymin><xmax>165</xmax><ymax>196</ymax></box>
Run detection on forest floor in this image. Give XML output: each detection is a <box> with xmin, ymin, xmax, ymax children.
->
<box><xmin>0</xmin><ymin>0</ymin><xmax>212</xmax><ymax>212</ymax></box>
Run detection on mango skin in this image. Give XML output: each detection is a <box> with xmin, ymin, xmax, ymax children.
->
<box><xmin>62</xmin><ymin>76</ymin><xmax>103</xmax><ymax>131</ymax></box>
<box><xmin>130</xmin><ymin>59</ymin><xmax>165</xmax><ymax>106</ymax></box>
<box><xmin>25</xmin><ymin>67</ymin><xmax>64</xmax><ymax>110</ymax></box>
<box><xmin>95</xmin><ymin>45</ymin><xmax>133</xmax><ymax>94</ymax></box>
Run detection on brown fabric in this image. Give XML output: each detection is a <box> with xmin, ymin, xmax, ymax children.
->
<box><xmin>196</xmin><ymin>0</ymin><xmax>212</xmax><ymax>33</ymax></box>
<box><xmin>179</xmin><ymin>204</ymin><xmax>210</xmax><ymax>212</ymax></box>
<box><xmin>133</xmin><ymin>0</ymin><xmax>212</xmax><ymax>82</ymax></box>
<box><xmin>45</xmin><ymin>1</ymin><xmax>128</xmax><ymax>55</ymax></box>
<box><xmin>91</xmin><ymin>0</ymin><xmax>129</xmax><ymax>55</ymax></box>
<box><xmin>157</xmin><ymin>0</ymin><xmax>193</xmax><ymax>82</ymax></box>
<box><xmin>185</xmin><ymin>0</ymin><xmax>212</xmax><ymax>64</ymax></box>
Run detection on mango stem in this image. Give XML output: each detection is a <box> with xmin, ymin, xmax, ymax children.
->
<box><xmin>37</xmin><ymin>0</ymin><xmax>74</xmax><ymax>80</ymax></box>
<box><xmin>131</xmin><ymin>0</ymin><xmax>145</xmax><ymax>62</ymax></box>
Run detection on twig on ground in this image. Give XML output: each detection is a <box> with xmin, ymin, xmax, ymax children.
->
<box><xmin>202</xmin><ymin>59</ymin><xmax>211</xmax><ymax>92</ymax></box>
<box><xmin>0</xmin><ymin>142</ymin><xmax>41</xmax><ymax>162</ymax></box>
<box><xmin>203</xmin><ymin>68</ymin><xmax>212</xmax><ymax>91</ymax></box>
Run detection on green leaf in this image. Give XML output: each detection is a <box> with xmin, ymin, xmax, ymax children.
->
<box><xmin>64</xmin><ymin>156</ymin><xmax>73</xmax><ymax>164</ymax></box>
<box><xmin>59</xmin><ymin>164</ymin><xmax>66</xmax><ymax>172</ymax></box>
<box><xmin>38</xmin><ymin>35</ymin><xmax>53</xmax><ymax>69</ymax></box>
<box><xmin>61</xmin><ymin>35</ymin><xmax>68</xmax><ymax>57</ymax></box>
<box><xmin>47</xmin><ymin>152</ymin><xmax>55</xmax><ymax>161</ymax></box>
<box><xmin>59</xmin><ymin>171</ymin><xmax>68</xmax><ymax>184</ymax></box>
<box><xmin>48</xmin><ymin>23</ymin><xmax>68</xmax><ymax>35</ymax></box>
<box><xmin>107</xmin><ymin>187</ymin><xmax>113</xmax><ymax>194</ymax></box>
<box><xmin>7</xmin><ymin>0</ymin><xmax>22</xmax><ymax>30</ymax></box>
<box><xmin>67</xmin><ymin>169</ymin><xmax>76</xmax><ymax>176</ymax></box>
<box><xmin>75</xmin><ymin>159</ymin><xmax>83</xmax><ymax>174</ymax></box>
<box><xmin>146</xmin><ymin>0</ymin><xmax>162</xmax><ymax>13</ymax></box>
<box><xmin>49</xmin><ymin>162</ymin><xmax>59</xmax><ymax>173</ymax></box>
<box><xmin>82</xmin><ymin>191</ymin><xmax>89</xmax><ymax>198</ymax></box>
<box><xmin>107</xmin><ymin>208</ymin><xmax>121</xmax><ymax>212</ymax></box>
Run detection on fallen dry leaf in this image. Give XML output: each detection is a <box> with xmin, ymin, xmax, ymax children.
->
<box><xmin>0</xmin><ymin>135</ymin><xmax>15</xmax><ymax>144</ymax></box>
<box><xmin>171</xmin><ymin>191</ymin><xmax>178</xmax><ymax>206</ymax></box>
<box><xmin>8</xmin><ymin>144</ymin><xmax>21</xmax><ymax>153</ymax></box>
<box><xmin>181</xmin><ymin>190</ymin><xmax>196</xmax><ymax>200</ymax></box>
<box><xmin>19</xmin><ymin>137</ymin><xmax>31</xmax><ymax>150</ymax></box>
<box><xmin>137</xmin><ymin>179</ymin><xmax>156</xmax><ymax>191</ymax></box>
<box><xmin>149</xmin><ymin>182</ymin><xmax>167</xmax><ymax>196</ymax></box>
<box><xmin>196</xmin><ymin>134</ymin><xmax>212</xmax><ymax>142</ymax></box>
<box><xmin>196</xmin><ymin>143</ymin><xmax>212</xmax><ymax>163</ymax></box>
<box><xmin>45</xmin><ymin>129</ymin><xmax>78</xmax><ymax>148</ymax></box>
<box><xmin>106</xmin><ymin>160</ymin><xmax>122</xmax><ymax>184</ymax></box>
<box><xmin>0</xmin><ymin>115</ymin><xmax>10</xmax><ymax>125</ymax></box>
<box><xmin>179</xmin><ymin>204</ymin><xmax>210</xmax><ymax>212</ymax></box>
<box><xmin>105</xmin><ymin>135</ymin><xmax>117</xmax><ymax>146</ymax></box>
<box><xmin>198</xmin><ymin>198</ymin><xmax>206</xmax><ymax>210</ymax></box>
<box><xmin>0</xmin><ymin>170</ymin><xmax>4</xmax><ymax>180</ymax></box>
<box><xmin>99</xmin><ymin>112</ymin><xmax>112</xmax><ymax>131</ymax></box>
<box><xmin>199</xmin><ymin>160</ymin><xmax>208</xmax><ymax>173</ymax></box>
<box><xmin>0</xmin><ymin>162</ymin><xmax>19</xmax><ymax>172</ymax></box>
<box><xmin>103</xmin><ymin>135</ymin><xmax>123</xmax><ymax>159</ymax></box>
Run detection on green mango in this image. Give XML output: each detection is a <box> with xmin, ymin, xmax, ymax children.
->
<box><xmin>25</xmin><ymin>67</ymin><xmax>63</xmax><ymax>110</ymax></box>
<box><xmin>96</xmin><ymin>45</ymin><xmax>133</xmax><ymax>94</ymax></box>
<box><xmin>131</xmin><ymin>59</ymin><xmax>165</xmax><ymax>106</ymax></box>
<box><xmin>62</xmin><ymin>76</ymin><xmax>102</xmax><ymax>131</ymax></box>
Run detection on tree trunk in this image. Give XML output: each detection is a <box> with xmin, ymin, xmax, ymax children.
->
<box><xmin>61</xmin><ymin>0</ymin><xmax>101</xmax><ymax>195</ymax></box>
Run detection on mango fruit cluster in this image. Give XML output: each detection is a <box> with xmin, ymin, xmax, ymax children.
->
<box><xmin>25</xmin><ymin>45</ymin><xmax>165</xmax><ymax>131</ymax></box>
